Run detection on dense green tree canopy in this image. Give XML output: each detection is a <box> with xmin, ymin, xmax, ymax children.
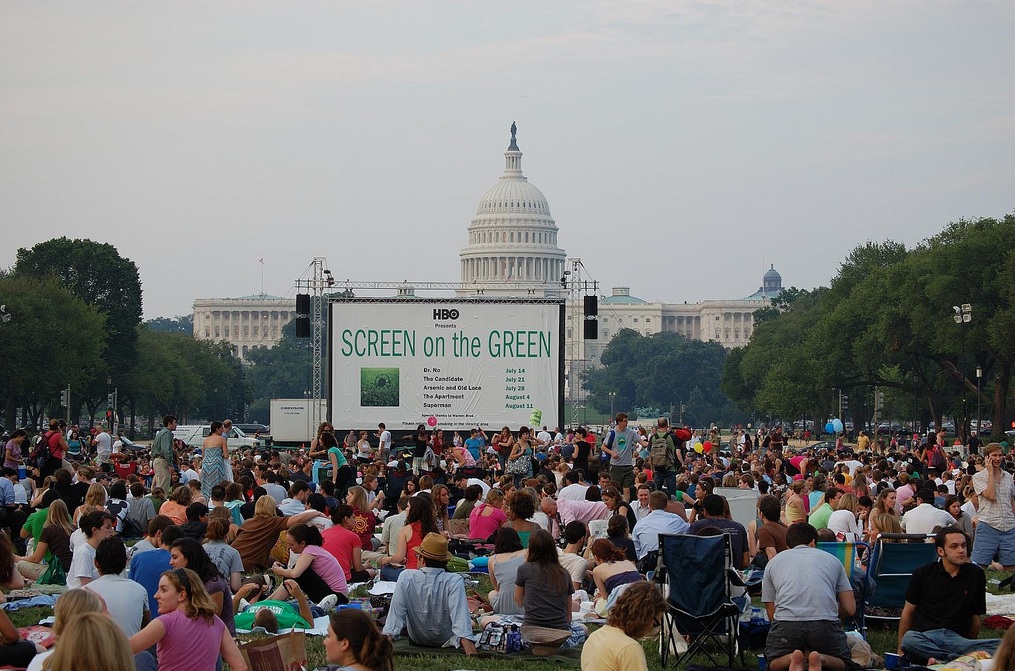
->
<box><xmin>723</xmin><ymin>215</ymin><xmax>1015</xmax><ymax>440</ymax></box>
<box><xmin>0</xmin><ymin>275</ymin><xmax>106</xmax><ymax>429</ymax></box>
<box><xmin>584</xmin><ymin>329</ymin><xmax>740</xmax><ymax>426</ymax></box>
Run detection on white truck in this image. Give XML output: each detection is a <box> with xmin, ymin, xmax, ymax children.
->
<box><xmin>269</xmin><ymin>398</ymin><xmax>329</xmax><ymax>446</ymax></box>
<box><xmin>173</xmin><ymin>425</ymin><xmax>261</xmax><ymax>451</ymax></box>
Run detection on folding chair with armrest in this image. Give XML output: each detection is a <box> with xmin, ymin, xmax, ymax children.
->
<box><xmin>864</xmin><ymin>533</ymin><xmax>937</xmax><ymax>623</ymax></box>
<box><xmin>654</xmin><ymin>532</ymin><xmax>749</xmax><ymax>669</ymax></box>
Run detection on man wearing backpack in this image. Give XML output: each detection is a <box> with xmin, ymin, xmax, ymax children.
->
<box><xmin>601</xmin><ymin>412</ymin><xmax>647</xmax><ymax>503</ymax></box>
<box><xmin>648</xmin><ymin>417</ymin><xmax>678</xmax><ymax>496</ymax></box>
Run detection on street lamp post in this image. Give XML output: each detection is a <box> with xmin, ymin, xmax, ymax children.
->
<box><xmin>952</xmin><ymin>303</ymin><xmax>972</xmax><ymax>443</ymax></box>
<box><xmin>609</xmin><ymin>391</ymin><xmax>616</xmax><ymax>421</ymax></box>
<box><xmin>976</xmin><ymin>365</ymin><xmax>983</xmax><ymax>436</ymax></box>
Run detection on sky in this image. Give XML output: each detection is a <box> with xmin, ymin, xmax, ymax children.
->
<box><xmin>2</xmin><ymin>1</ymin><xmax>1013</xmax><ymax>319</ymax></box>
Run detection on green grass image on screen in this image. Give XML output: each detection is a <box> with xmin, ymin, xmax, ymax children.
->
<box><xmin>360</xmin><ymin>367</ymin><xmax>400</xmax><ymax>407</ymax></box>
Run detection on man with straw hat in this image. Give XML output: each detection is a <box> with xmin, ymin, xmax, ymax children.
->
<box><xmin>383</xmin><ymin>532</ymin><xmax>477</xmax><ymax>655</ymax></box>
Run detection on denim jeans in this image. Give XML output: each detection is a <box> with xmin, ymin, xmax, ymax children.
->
<box><xmin>901</xmin><ymin>629</ymin><xmax>1001</xmax><ymax>664</ymax></box>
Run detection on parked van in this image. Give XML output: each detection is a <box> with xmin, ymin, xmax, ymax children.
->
<box><xmin>173</xmin><ymin>425</ymin><xmax>260</xmax><ymax>451</ymax></box>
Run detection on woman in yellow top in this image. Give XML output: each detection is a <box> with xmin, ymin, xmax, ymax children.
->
<box><xmin>580</xmin><ymin>581</ymin><xmax>664</xmax><ymax>671</ymax></box>
<box><xmin>784</xmin><ymin>480</ymin><xmax>807</xmax><ymax>524</ymax></box>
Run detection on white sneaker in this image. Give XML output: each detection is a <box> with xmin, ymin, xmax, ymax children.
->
<box><xmin>317</xmin><ymin>594</ymin><xmax>339</xmax><ymax>611</ymax></box>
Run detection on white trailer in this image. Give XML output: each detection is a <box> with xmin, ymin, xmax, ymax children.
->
<box><xmin>269</xmin><ymin>398</ymin><xmax>329</xmax><ymax>445</ymax></box>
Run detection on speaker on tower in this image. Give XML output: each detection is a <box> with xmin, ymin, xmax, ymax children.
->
<box><xmin>295</xmin><ymin>317</ymin><xmax>310</xmax><ymax>338</ymax></box>
<box><xmin>583</xmin><ymin>295</ymin><xmax>598</xmax><ymax>317</ymax></box>
<box><xmin>584</xmin><ymin>318</ymin><xmax>598</xmax><ymax>340</ymax></box>
<box><xmin>296</xmin><ymin>293</ymin><xmax>310</xmax><ymax>315</ymax></box>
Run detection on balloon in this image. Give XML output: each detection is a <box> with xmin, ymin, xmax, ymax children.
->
<box><xmin>825</xmin><ymin>422</ymin><xmax>835</xmax><ymax>434</ymax></box>
<box><xmin>703</xmin><ymin>441</ymin><xmax>713</xmax><ymax>453</ymax></box>
<box><xmin>832</xmin><ymin>419</ymin><xmax>844</xmax><ymax>433</ymax></box>
<box><xmin>694</xmin><ymin>443</ymin><xmax>704</xmax><ymax>453</ymax></box>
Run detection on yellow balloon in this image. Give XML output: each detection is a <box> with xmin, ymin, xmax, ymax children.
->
<box><xmin>693</xmin><ymin>443</ymin><xmax>704</xmax><ymax>453</ymax></box>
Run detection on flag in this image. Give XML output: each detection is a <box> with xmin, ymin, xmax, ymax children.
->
<box><xmin>259</xmin><ymin>257</ymin><xmax>264</xmax><ymax>264</ymax></box>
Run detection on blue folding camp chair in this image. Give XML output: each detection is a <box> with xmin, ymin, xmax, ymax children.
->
<box><xmin>655</xmin><ymin>533</ymin><xmax>748</xmax><ymax>668</ymax></box>
<box><xmin>865</xmin><ymin>533</ymin><xmax>937</xmax><ymax>623</ymax></box>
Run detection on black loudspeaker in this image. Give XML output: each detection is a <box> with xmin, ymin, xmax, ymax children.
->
<box><xmin>295</xmin><ymin>317</ymin><xmax>310</xmax><ymax>338</ymax></box>
<box><xmin>583</xmin><ymin>295</ymin><xmax>598</xmax><ymax>317</ymax></box>
<box><xmin>296</xmin><ymin>293</ymin><xmax>310</xmax><ymax>315</ymax></box>
<box><xmin>584</xmin><ymin>319</ymin><xmax>598</xmax><ymax>340</ymax></box>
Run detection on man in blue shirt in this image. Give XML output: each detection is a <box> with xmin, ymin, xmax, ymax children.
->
<box><xmin>632</xmin><ymin>491</ymin><xmax>689</xmax><ymax>560</ymax></box>
<box><xmin>130</xmin><ymin>523</ymin><xmax>183</xmax><ymax>614</ymax></box>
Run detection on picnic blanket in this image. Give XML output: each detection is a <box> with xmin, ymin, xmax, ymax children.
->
<box><xmin>985</xmin><ymin>592</ymin><xmax>1015</xmax><ymax>617</ymax></box>
<box><xmin>392</xmin><ymin>637</ymin><xmax>583</xmax><ymax>663</ymax></box>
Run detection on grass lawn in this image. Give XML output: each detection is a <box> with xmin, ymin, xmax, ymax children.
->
<box><xmin>6</xmin><ymin>569</ymin><xmax>1010</xmax><ymax>670</ymax></box>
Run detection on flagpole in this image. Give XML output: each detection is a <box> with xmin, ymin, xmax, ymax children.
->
<box><xmin>259</xmin><ymin>257</ymin><xmax>264</xmax><ymax>296</ymax></box>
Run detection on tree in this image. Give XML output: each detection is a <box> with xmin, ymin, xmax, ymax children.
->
<box><xmin>583</xmin><ymin>329</ymin><xmax>741</xmax><ymax>426</ymax></box>
<box><xmin>145</xmin><ymin>315</ymin><xmax>194</xmax><ymax>335</ymax></box>
<box><xmin>13</xmin><ymin>238</ymin><xmax>143</xmax><ymax>419</ymax></box>
<box><xmin>0</xmin><ymin>275</ymin><xmax>106</xmax><ymax>429</ymax></box>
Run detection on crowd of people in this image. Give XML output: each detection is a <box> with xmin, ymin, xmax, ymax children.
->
<box><xmin>1</xmin><ymin>411</ymin><xmax>1013</xmax><ymax>670</ymax></box>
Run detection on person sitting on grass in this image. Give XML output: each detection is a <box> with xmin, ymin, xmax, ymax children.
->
<box><xmin>382</xmin><ymin>532</ymin><xmax>477</xmax><ymax>655</ymax></box>
<box><xmin>232</xmin><ymin>577</ymin><xmax>319</xmax><ymax>632</ymax></box>
<box><xmin>898</xmin><ymin>526</ymin><xmax>1000</xmax><ymax>664</ymax></box>
<box><xmin>581</xmin><ymin>581</ymin><xmax>666</xmax><ymax>671</ymax></box>
<box><xmin>762</xmin><ymin>523</ymin><xmax>855</xmax><ymax>671</ymax></box>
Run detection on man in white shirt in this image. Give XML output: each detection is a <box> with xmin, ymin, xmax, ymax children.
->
<box><xmin>902</xmin><ymin>488</ymin><xmax>957</xmax><ymax>536</ymax></box>
<box><xmin>630</xmin><ymin>484</ymin><xmax>652</xmax><ymax>523</ymax></box>
<box><xmin>633</xmin><ymin>491</ymin><xmax>689</xmax><ymax>560</ymax></box>
<box><xmin>179</xmin><ymin>460</ymin><xmax>199</xmax><ymax>485</ymax></box>
<box><xmin>557</xmin><ymin>471</ymin><xmax>590</xmax><ymax>501</ymax></box>
<box><xmin>376</xmin><ymin>423</ymin><xmax>392</xmax><ymax>461</ymax></box>
<box><xmin>92</xmin><ymin>425</ymin><xmax>113</xmax><ymax>465</ymax></box>
<box><xmin>536</xmin><ymin>426</ymin><xmax>553</xmax><ymax>446</ymax></box>
<box><xmin>87</xmin><ymin>537</ymin><xmax>150</xmax><ymax>636</ymax></box>
<box><xmin>67</xmin><ymin>511</ymin><xmax>115</xmax><ymax>589</ymax></box>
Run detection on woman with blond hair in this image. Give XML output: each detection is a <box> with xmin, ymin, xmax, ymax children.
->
<box><xmin>16</xmin><ymin>499</ymin><xmax>74</xmax><ymax>581</ymax></box>
<box><xmin>469</xmin><ymin>488</ymin><xmax>508</xmax><ymax>541</ymax></box>
<box><xmin>73</xmin><ymin>483</ymin><xmax>108</xmax><ymax>525</ymax></box>
<box><xmin>581</xmin><ymin>581</ymin><xmax>665</xmax><ymax>671</ymax></box>
<box><xmin>826</xmin><ymin>493</ymin><xmax>863</xmax><ymax>542</ymax></box>
<box><xmin>784</xmin><ymin>480</ymin><xmax>808</xmax><ymax>524</ymax></box>
<box><xmin>43</xmin><ymin>612</ymin><xmax>135</xmax><ymax>671</ymax></box>
<box><xmin>130</xmin><ymin>568</ymin><xmax>246</xmax><ymax>671</ymax></box>
<box><xmin>27</xmin><ymin>588</ymin><xmax>104</xmax><ymax>671</ymax></box>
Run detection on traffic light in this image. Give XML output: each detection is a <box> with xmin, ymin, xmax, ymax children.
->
<box><xmin>60</xmin><ymin>389</ymin><xmax>69</xmax><ymax>407</ymax></box>
<box><xmin>107</xmin><ymin>392</ymin><xmax>115</xmax><ymax>407</ymax></box>
<box><xmin>106</xmin><ymin>409</ymin><xmax>113</xmax><ymax>423</ymax></box>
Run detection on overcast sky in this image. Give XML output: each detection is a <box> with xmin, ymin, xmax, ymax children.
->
<box><xmin>2</xmin><ymin>1</ymin><xmax>1012</xmax><ymax>319</ymax></box>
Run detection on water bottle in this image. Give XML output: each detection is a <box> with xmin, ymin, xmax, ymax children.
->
<box><xmin>506</xmin><ymin>625</ymin><xmax>523</xmax><ymax>653</ymax></box>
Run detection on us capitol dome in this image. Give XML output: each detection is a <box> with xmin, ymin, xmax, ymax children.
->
<box><xmin>458</xmin><ymin>123</ymin><xmax>567</xmax><ymax>295</ymax></box>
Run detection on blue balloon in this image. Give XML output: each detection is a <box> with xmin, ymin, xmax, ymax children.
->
<box><xmin>832</xmin><ymin>419</ymin><xmax>844</xmax><ymax>433</ymax></box>
<box><xmin>825</xmin><ymin>422</ymin><xmax>835</xmax><ymax>434</ymax></box>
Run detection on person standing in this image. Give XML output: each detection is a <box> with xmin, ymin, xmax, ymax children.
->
<box><xmin>199</xmin><ymin>422</ymin><xmax>227</xmax><ymax>501</ymax></box>
<box><xmin>971</xmin><ymin>442</ymin><xmax>1015</xmax><ymax>569</ymax></box>
<box><xmin>376</xmin><ymin>423</ymin><xmax>392</xmax><ymax>462</ymax></box>
<box><xmin>647</xmin><ymin>418</ymin><xmax>678</xmax><ymax>496</ymax></box>
<box><xmin>601</xmin><ymin>413</ymin><xmax>647</xmax><ymax>502</ymax></box>
<box><xmin>151</xmin><ymin>416</ymin><xmax>177</xmax><ymax>494</ymax></box>
<box><xmin>92</xmin><ymin>423</ymin><xmax>112</xmax><ymax>467</ymax></box>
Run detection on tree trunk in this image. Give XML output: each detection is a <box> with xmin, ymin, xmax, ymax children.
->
<box><xmin>992</xmin><ymin>362</ymin><xmax>1011</xmax><ymax>439</ymax></box>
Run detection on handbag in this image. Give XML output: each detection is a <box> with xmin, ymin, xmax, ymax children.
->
<box><xmin>506</xmin><ymin>454</ymin><xmax>529</xmax><ymax>476</ymax></box>
<box><xmin>238</xmin><ymin>630</ymin><xmax>307</xmax><ymax>671</ymax></box>
<box><xmin>37</xmin><ymin>559</ymin><xmax>67</xmax><ymax>586</ymax></box>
